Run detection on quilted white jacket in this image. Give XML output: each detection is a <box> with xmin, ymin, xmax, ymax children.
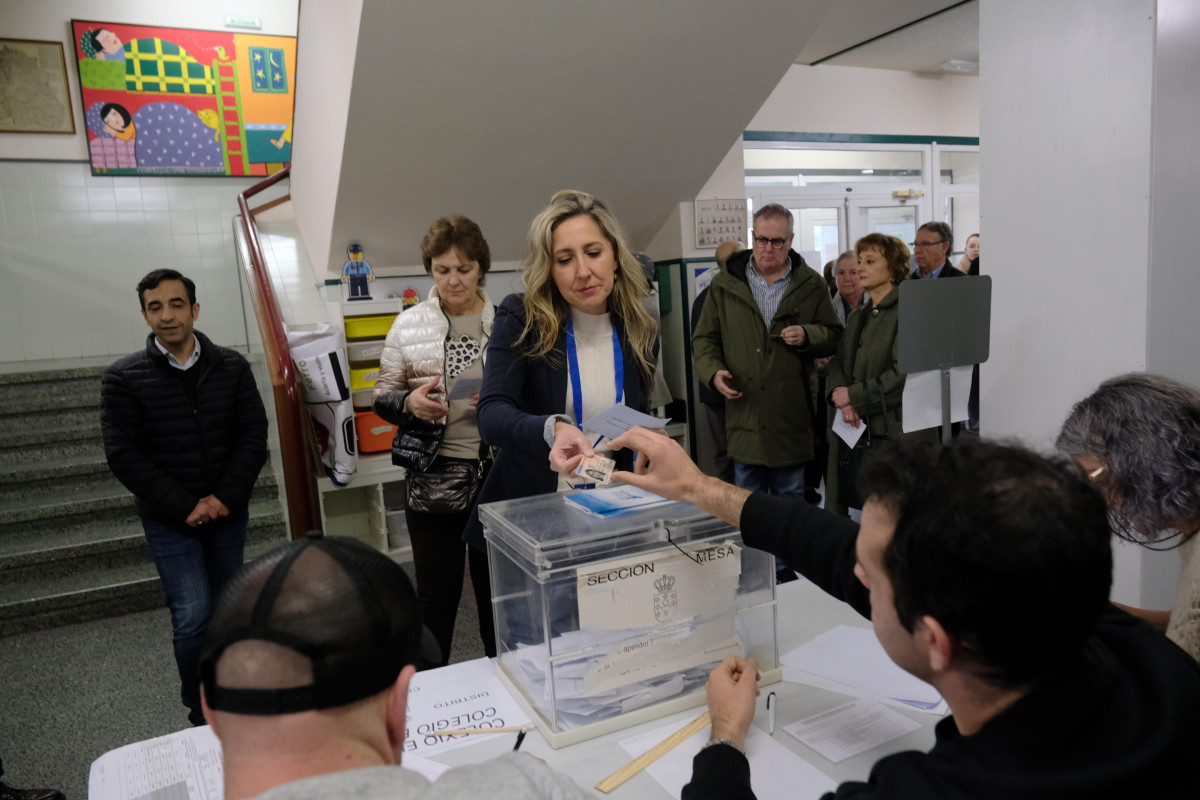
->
<box><xmin>373</xmin><ymin>288</ymin><xmax>494</xmax><ymax>424</ymax></box>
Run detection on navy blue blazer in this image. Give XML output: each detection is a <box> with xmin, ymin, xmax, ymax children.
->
<box><xmin>463</xmin><ymin>292</ymin><xmax>657</xmax><ymax>550</ymax></box>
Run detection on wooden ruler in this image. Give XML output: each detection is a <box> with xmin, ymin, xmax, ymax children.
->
<box><xmin>595</xmin><ymin>711</ymin><xmax>711</xmax><ymax>794</ymax></box>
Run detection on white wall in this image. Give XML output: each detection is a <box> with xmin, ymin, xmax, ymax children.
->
<box><xmin>0</xmin><ymin>0</ymin><xmax>298</xmax><ymax>363</ymax></box>
<box><xmin>287</xmin><ymin>0</ymin><xmax>362</xmax><ymax>283</ymax></box>
<box><xmin>748</xmin><ymin>64</ymin><xmax>979</xmax><ymax>137</ymax></box>
<box><xmin>981</xmin><ymin>0</ymin><xmax>1169</xmax><ymax>607</ymax></box>
<box><xmin>1143</xmin><ymin>0</ymin><xmax>1200</xmax><ymax>608</ymax></box>
<box><xmin>648</xmin><ymin>64</ymin><xmax>982</xmax><ymax>262</ymax></box>
<box><xmin>1147</xmin><ymin>0</ymin><xmax>1200</xmax><ymax>387</ymax></box>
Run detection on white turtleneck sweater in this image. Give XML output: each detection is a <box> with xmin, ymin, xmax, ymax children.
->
<box><xmin>558</xmin><ymin>309</ymin><xmax>620</xmax><ymax>490</ymax></box>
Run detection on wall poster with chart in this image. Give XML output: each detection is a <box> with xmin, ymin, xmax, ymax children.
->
<box><xmin>71</xmin><ymin>20</ymin><xmax>296</xmax><ymax>176</ymax></box>
<box><xmin>0</xmin><ymin>39</ymin><xmax>76</xmax><ymax>134</ymax></box>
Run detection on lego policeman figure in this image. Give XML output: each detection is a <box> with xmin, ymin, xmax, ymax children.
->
<box><xmin>342</xmin><ymin>241</ymin><xmax>376</xmax><ymax>301</ymax></box>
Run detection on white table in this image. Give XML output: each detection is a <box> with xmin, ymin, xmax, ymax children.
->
<box><xmin>91</xmin><ymin>580</ymin><xmax>941</xmax><ymax>800</ymax></box>
<box><xmin>433</xmin><ymin>578</ymin><xmax>940</xmax><ymax>797</ymax></box>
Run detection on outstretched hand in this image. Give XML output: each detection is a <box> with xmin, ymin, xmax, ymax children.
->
<box><xmin>549</xmin><ymin>421</ymin><xmax>594</xmax><ymax>476</ymax></box>
<box><xmin>608</xmin><ymin>426</ymin><xmax>705</xmax><ymax>502</ymax></box>
<box><xmin>609</xmin><ymin>426</ymin><xmax>752</xmax><ymax>527</ymax></box>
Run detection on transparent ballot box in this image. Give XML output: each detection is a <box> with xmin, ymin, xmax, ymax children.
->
<box><xmin>480</xmin><ymin>491</ymin><xmax>779</xmax><ymax>748</ymax></box>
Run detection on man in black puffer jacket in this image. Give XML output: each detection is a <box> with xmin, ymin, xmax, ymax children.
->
<box><xmin>101</xmin><ymin>269</ymin><xmax>267</xmax><ymax>726</ymax></box>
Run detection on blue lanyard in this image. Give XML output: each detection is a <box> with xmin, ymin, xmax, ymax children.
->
<box><xmin>566</xmin><ymin>318</ymin><xmax>624</xmax><ymax>431</ymax></box>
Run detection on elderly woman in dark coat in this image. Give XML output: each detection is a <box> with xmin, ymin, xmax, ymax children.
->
<box><xmin>825</xmin><ymin>233</ymin><xmax>936</xmax><ymax>513</ymax></box>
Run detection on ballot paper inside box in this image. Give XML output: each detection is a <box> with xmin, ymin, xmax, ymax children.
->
<box><xmin>479</xmin><ymin>490</ymin><xmax>779</xmax><ymax>748</ymax></box>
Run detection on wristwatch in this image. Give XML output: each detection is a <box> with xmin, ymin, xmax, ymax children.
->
<box><xmin>701</xmin><ymin>738</ymin><xmax>745</xmax><ymax>755</ymax></box>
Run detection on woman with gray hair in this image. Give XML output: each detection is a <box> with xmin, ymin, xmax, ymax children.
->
<box><xmin>1057</xmin><ymin>372</ymin><xmax>1200</xmax><ymax>661</ymax></box>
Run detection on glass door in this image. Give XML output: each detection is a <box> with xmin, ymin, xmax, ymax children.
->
<box><xmin>850</xmin><ymin>200</ymin><xmax>921</xmax><ymax>245</ymax></box>
<box><xmin>788</xmin><ymin>204</ymin><xmax>845</xmax><ymax>269</ymax></box>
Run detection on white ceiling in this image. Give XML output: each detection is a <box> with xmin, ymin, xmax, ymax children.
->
<box><xmin>796</xmin><ymin>0</ymin><xmax>979</xmax><ymax>75</ymax></box>
<box><xmin>299</xmin><ymin>0</ymin><xmax>980</xmax><ymax>269</ymax></box>
<box><xmin>317</xmin><ymin>0</ymin><xmax>837</xmax><ymax>268</ymax></box>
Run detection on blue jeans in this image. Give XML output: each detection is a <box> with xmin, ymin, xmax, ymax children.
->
<box><xmin>733</xmin><ymin>462</ymin><xmax>807</xmax><ymax>500</ymax></box>
<box><xmin>734</xmin><ymin>462</ymin><xmax>807</xmax><ymax>577</ymax></box>
<box><xmin>142</xmin><ymin>507</ymin><xmax>247</xmax><ymax>724</ymax></box>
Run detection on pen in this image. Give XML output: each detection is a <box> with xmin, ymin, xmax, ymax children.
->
<box><xmin>593</xmin><ymin>434</ymin><xmax>604</xmax><ymax>448</ymax></box>
<box><xmin>767</xmin><ymin>691</ymin><xmax>776</xmax><ymax>736</ymax></box>
<box><xmin>513</xmin><ymin>729</ymin><xmax>527</xmax><ymax>751</ymax></box>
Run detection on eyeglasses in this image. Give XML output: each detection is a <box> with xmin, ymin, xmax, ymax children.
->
<box><xmin>910</xmin><ymin>240</ymin><xmax>946</xmax><ymax>248</ymax></box>
<box><xmin>753</xmin><ymin>235</ymin><xmax>789</xmax><ymax>250</ymax></box>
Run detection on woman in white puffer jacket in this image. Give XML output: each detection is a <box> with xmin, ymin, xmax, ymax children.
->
<box><xmin>373</xmin><ymin>215</ymin><xmax>496</xmax><ymax>664</ymax></box>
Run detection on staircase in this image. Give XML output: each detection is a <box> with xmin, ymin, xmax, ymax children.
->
<box><xmin>0</xmin><ymin>364</ymin><xmax>289</xmax><ymax>637</ymax></box>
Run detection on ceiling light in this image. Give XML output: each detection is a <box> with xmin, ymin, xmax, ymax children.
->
<box><xmin>940</xmin><ymin>59</ymin><xmax>978</xmax><ymax>73</ymax></box>
<box><xmin>861</xmin><ymin>169</ymin><xmax>874</xmax><ymax>175</ymax></box>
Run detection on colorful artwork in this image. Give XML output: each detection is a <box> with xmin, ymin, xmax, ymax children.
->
<box><xmin>71</xmin><ymin>20</ymin><xmax>296</xmax><ymax>177</ymax></box>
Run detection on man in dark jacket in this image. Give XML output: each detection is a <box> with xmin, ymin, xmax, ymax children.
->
<box><xmin>690</xmin><ymin>239</ymin><xmax>743</xmax><ymax>484</ymax></box>
<box><xmin>609</xmin><ymin>428</ymin><xmax>1200</xmax><ymax>799</ymax></box>
<box><xmin>101</xmin><ymin>269</ymin><xmax>267</xmax><ymax>726</ymax></box>
<box><xmin>911</xmin><ymin>221</ymin><xmax>964</xmax><ymax>280</ymax></box>
<box><xmin>692</xmin><ymin>205</ymin><xmax>841</xmax><ymax>521</ymax></box>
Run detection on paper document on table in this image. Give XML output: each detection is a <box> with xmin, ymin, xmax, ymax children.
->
<box><xmin>577</xmin><ymin>541</ymin><xmax>740</xmax><ymax>630</ymax></box>
<box><xmin>580</xmin><ymin>404</ymin><xmax>669</xmax><ymax>441</ymax></box>
<box><xmin>620</xmin><ymin>716</ymin><xmax>836</xmax><ymax>799</ymax></box>
<box><xmin>564</xmin><ymin>485</ymin><xmax>673</xmax><ymax>517</ymax></box>
<box><xmin>831</xmin><ymin>413</ymin><xmax>867</xmax><ymax>447</ymax></box>
<box><xmin>902</xmin><ymin>367</ymin><xmax>971</xmax><ymax>432</ymax></box>
<box><xmin>782</xmin><ymin>626</ymin><xmax>942</xmax><ymax>710</ymax></box>
<box><xmin>784</xmin><ymin>698</ymin><xmax>921</xmax><ymax>763</ymax></box>
<box><xmin>782</xmin><ymin>666</ymin><xmax>949</xmax><ymax>716</ymax></box>
<box><xmin>89</xmin><ymin>725</ymin><xmax>222</xmax><ymax>800</ymax></box>
<box><xmin>405</xmin><ymin>657</ymin><xmax>531</xmax><ymax>755</ymax></box>
<box><xmin>446</xmin><ymin>376</ymin><xmax>483</xmax><ymax>401</ymax></box>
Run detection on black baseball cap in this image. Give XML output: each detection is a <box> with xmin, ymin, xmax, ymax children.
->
<box><xmin>200</xmin><ymin>534</ymin><xmax>441</xmax><ymax>715</ymax></box>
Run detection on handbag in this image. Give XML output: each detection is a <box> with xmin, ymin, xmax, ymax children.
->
<box><xmin>837</xmin><ymin>377</ymin><xmax>890</xmax><ymax>510</ymax></box>
<box><xmin>390</xmin><ymin>414</ymin><xmax>444</xmax><ymax>473</ymax></box>
<box><xmin>406</xmin><ymin>456</ymin><xmax>487</xmax><ymax>514</ymax></box>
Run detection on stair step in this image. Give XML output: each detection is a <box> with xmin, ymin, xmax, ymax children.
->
<box><xmin>0</xmin><ymin>365</ymin><xmax>107</xmax><ymax>386</ymax></box>
<box><xmin>0</xmin><ymin>538</ymin><xmax>288</xmax><ymax>637</ymax></box>
<box><xmin>0</xmin><ymin>471</ymin><xmax>279</xmax><ymax>527</ymax></box>
<box><xmin>0</xmin><ymin>499</ymin><xmax>285</xmax><ymax>568</ymax></box>
<box><xmin>0</xmin><ymin>375</ymin><xmax>102</xmax><ymax>415</ymax></box>
<box><xmin>0</xmin><ymin>361</ymin><xmax>293</xmax><ymax>638</ymax></box>
<box><xmin>0</xmin><ymin>451</ymin><xmax>110</xmax><ymax>483</ymax></box>
<box><xmin>0</xmin><ymin>515</ymin><xmax>286</xmax><ymax>596</ymax></box>
<box><xmin>0</xmin><ymin>411</ymin><xmax>103</xmax><ymax>450</ymax></box>
<box><xmin>0</xmin><ymin>435</ymin><xmax>105</xmax><ymax>464</ymax></box>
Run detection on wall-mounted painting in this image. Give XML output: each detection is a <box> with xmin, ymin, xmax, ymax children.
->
<box><xmin>71</xmin><ymin>20</ymin><xmax>295</xmax><ymax>177</ymax></box>
<box><xmin>0</xmin><ymin>38</ymin><xmax>76</xmax><ymax>134</ymax></box>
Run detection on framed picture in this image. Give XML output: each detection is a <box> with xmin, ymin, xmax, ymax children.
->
<box><xmin>0</xmin><ymin>38</ymin><xmax>76</xmax><ymax>134</ymax></box>
<box><xmin>70</xmin><ymin>20</ymin><xmax>296</xmax><ymax>176</ymax></box>
<box><xmin>695</xmin><ymin>199</ymin><xmax>748</xmax><ymax>250</ymax></box>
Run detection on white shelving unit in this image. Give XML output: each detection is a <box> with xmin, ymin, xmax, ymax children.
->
<box><xmin>316</xmin><ymin>294</ymin><xmax>413</xmax><ymax>561</ymax></box>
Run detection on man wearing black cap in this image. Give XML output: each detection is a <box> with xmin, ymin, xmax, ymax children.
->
<box><xmin>200</xmin><ymin>535</ymin><xmax>591</xmax><ymax>800</ymax></box>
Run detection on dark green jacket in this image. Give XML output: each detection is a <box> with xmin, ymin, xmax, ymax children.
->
<box><xmin>825</xmin><ymin>286</ymin><xmax>908</xmax><ymax>437</ymax></box>
<box><xmin>692</xmin><ymin>249</ymin><xmax>842</xmax><ymax>467</ymax></box>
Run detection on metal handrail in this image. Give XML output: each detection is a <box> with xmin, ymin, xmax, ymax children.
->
<box><xmin>235</xmin><ymin>166</ymin><xmax>321</xmax><ymax>539</ymax></box>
